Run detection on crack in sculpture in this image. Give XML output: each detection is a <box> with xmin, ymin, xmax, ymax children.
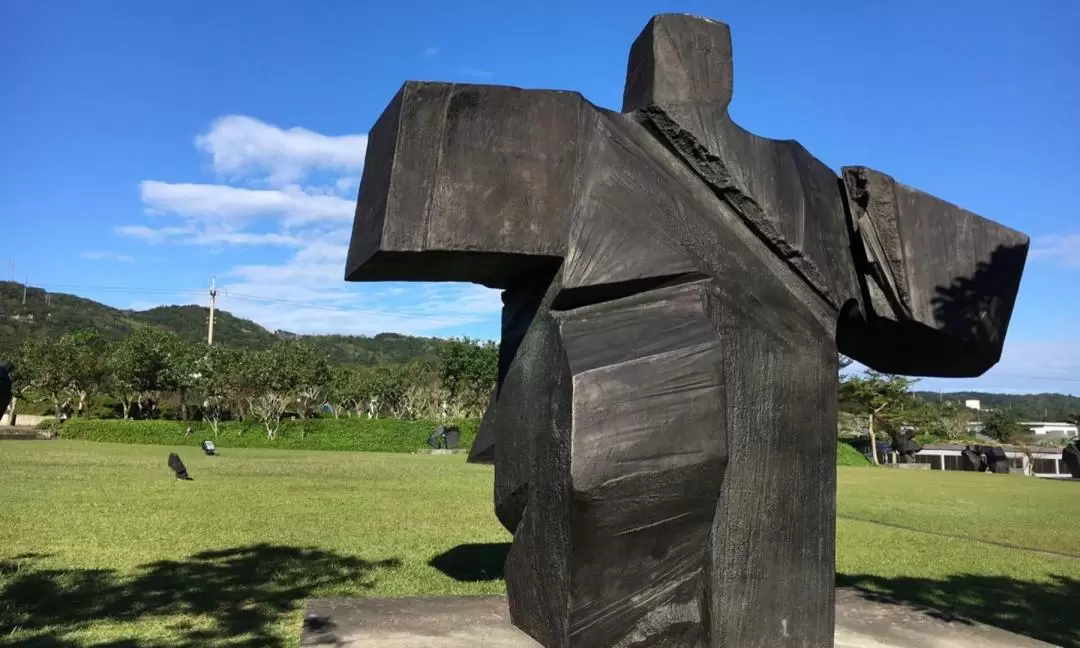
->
<box><xmin>343</xmin><ymin>14</ymin><xmax>1029</xmax><ymax>648</ymax></box>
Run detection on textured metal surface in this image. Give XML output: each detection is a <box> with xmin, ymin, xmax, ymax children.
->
<box><xmin>344</xmin><ymin>13</ymin><xmax>1028</xmax><ymax>648</ymax></box>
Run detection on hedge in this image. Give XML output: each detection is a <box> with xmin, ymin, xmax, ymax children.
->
<box><xmin>59</xmin><ymin>417</ymin><xmax>478</xmax><ymax>453</ymax></box>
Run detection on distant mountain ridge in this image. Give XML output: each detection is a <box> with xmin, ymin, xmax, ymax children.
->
<box><xmin>0</xmin><ymin>281</ymin><xmax>447</xmax><ymax>366</ymax></box>
<box><xmin>912</xmin><ymin>390</ymin><xmax>1080</xmax><ymax>423</ymax></box>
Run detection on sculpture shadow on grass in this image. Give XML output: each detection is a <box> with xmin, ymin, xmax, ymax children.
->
<box><xmin>428</xmin><ymin>543</ymin><xmax>510</xmax><ymax>582</ymax></box>
<box><xmin>0</xmin><ymin>544</ymin><xmax>402</xmax><ymax>648</ymax></box>
<box><xmin>837</xmin><ymin>572</ymin><xmax>1080</xmax><ymax>648</ymax></box>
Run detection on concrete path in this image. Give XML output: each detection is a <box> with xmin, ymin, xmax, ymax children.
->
<box><xmin>299</xmin><ymin>588</ymin><xmax>1058</xmax><ymax>647</ymax></box>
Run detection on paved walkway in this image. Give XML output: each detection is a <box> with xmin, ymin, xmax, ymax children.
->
<box><xmin>299</xmin><ymin>588</ymin><xmax>1057</xmax><ymax>647</ymax></box>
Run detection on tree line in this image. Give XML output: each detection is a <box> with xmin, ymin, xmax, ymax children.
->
<box><xmin>5</xmin><ymin>333</ymin><xmax>1072</xmax><ymax>449</ymax></box>
<box><xmin>4</xmin><ymin>328</ymin><xmax>497</xmax><ymax>439</ymax></box>
<box><xmin>836</xmin><ymin>358</ymin><xmax>1074</xmax><ymax>462</ymax></box>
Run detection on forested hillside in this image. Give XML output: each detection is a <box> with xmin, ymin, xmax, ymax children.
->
<box><xmin>913</xmin><ymin>391</ymin><xmax>1080</xmax><ymax>422</ymax></box>
<box><xmin>1</xmin><ymin>281</ymin><xmax>455</xmax><ymax>366</ymax></box>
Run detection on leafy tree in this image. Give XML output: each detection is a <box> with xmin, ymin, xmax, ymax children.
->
<box><xmin>250</xmin><ymin>391</ymin><xmax>290</xmax><ymax>439</ymax></box>
<box><xmin>363</xmin><ymin>364</ymin><xmax>411</xmax><ymax>419</ymax></box>
<box><xmin>250</xmin><ymin>344</ymin><xmax>289</xmax><ymax>438</ymax></box>
<box><xmin>18</xmin><ymin>335</ymin><xmax>72</xmax><ymax>417</ymax></box>
<box><xmin>191</xmin><ymin>344</ymin><xmax>240</xmax><ymax>435</ymax></box>
<box><xmin>105</xmin><ymin>328</ymin><xmax>175</xmax><ymax>419</ymax></box>
<box><xmin>983</xmin><ymin>408</ymin><xmax>1026</xmax><ymax>444</ymax></box>
<box><xmin>328</xmin><ymin>366</ymin><xmax>361</xmax><ymax>418</ymax></box>
<box><xmin>4</xmin><ymin>345</ymin><xmax>36</xmax><ymax>424</ymax></box>
<box><xmin>64</xmin><ymin>330</ymin><xmax>109</xmax><ymax>417</ymax></box>
<box><xmin>286</xmin><ymin>342</ymin><xmax>331</xmax><ymax>419</ymax></box>
<box><xmin>161</xmin><ymin>335</ymin><xmax>202</xmax><ymax>421</ymax></box>
<box><xmin>437</xmin><ymin>337</ymin><xmax>497</xmax><ymax>418</ymax></box>
<box><xmin>839</xmin><ymin>370</ymin><xmax>918</xmax><ymax>464</ymax></box>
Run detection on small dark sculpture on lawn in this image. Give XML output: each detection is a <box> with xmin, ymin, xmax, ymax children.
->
<box><xmin>427</xmin><ymin>425</ymin><xmax>462</xmax><ymax>450</ymax></box>
<box><xmin>980</xmin><ymin>445</ymin><xmax>1012</xmax><ymax>474</ymax></box>
<box><xmin>168</xmin><ymin>453</ymin><xmax>193</xmax><ymax>480</ymax></box>
<box><xmin>891</xmin><ymin>429</ymin><xmax>922</xmax><ymax>463</ymax></box>
<box><xmin>344</xmin><ymin>14</ymin><xmax>1028</xmax><ymax>648</ymax></box>
<box><xmin>201</xmin><ymin>440</ymin><xmax>217</xmax><ymax>456</ymax></box>
<box><xmin>0</xmin><ymin>361</ymin><xmax>12</xmax><ymax>423</ymax></box>
<box><xmin>961</xmin><ymin>445</ymin><xmax>986</xmax><ymax>471</ymax></box>
<box><xmin>1061</xmin><ymin>442</ymin><xmax>1080</xmax><ymax>479</ymax></box>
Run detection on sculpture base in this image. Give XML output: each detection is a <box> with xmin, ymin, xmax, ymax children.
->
<box><xmin>298</xmin><ymin>590</ymin><xmax>1054</xmax><ymax>648</ymax></box>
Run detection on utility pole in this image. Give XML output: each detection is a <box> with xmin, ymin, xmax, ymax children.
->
<box><xmin>22</xmin><ymin>277</ymin><xmax>28</xmax><ymax>305</ymax></box>
<box><xmin>207</xmin><ymin>276</ymin><xmax>218</xmax><ymax>345</ymax></box>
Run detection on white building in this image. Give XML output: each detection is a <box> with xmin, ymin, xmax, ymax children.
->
<box><xmin>912</xmin><ymin>443</ymin><xmax>1074</xmax><ymax>479</ymax></box>
<box><xmin>1022</xmin><ymin>422</ymin><xmax>1079</xmax><ymax>439</ymax></box>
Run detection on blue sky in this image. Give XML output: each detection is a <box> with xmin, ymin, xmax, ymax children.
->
<box><xmin>2</xmin><ymin>1</ymin><xmax>1078</xmax><ymax>395</ymax></box>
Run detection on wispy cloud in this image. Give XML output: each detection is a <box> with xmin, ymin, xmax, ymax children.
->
<box><xmin>1030</xmin><ymin>234</ymin><xmax>1080</xmax><ymax>268</ymax></box>
<box><xmin>117</xmin><ymin>115</ymin><xmax>504</xmax><ymax>338</ymax></box>
<box><xmin>138</xmin><ymin>181</ymin><xmax>354</xmax><ymax>226</ymax></box>
<box><xmin>80</xmin><ymin>250</ymin><xmax>135</xmax><ymax>262</ymax></box>
<box><xmin>424</xmin><ymin>47</ymin><xmax>440</xmax><ymax>56</ymax></box>
<box><xmin>459</xmin><ymin>67</ymin><xmax>494</xmax><ymax>79</ymax></box>
<box><xmin>194</xmin><ymin>115</ymin><xmax>368</xmax><ymax>187</ymax></box>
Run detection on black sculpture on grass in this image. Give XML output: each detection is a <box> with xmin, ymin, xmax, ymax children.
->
<box><xmin>892</xmin><ymin>429</ymin><xmax>923</xmax><ymax>464</ymax></box>
<box><xmin>961</xmin><ymin>445</ymin><xmax>986</xmax><ymax>471</ymax></box>
<box><xmin>168</xmin><ymin>453</ymin><xmax>193</xmax><ymax>481</ymax></box>
<box><xmin>0</xmin><ymin>361</ymin><xmax>12</xmax><ymax>424</ymax></box>
<box><xmin>427</xmin><ymin>425</ymin><xmax>462</xmax><ymax>450</ymax></box>
<box><xmin>344</xmin><ymin>14</ymin><xmax>1028</xmax><ymax>648</ymax></box>
<box><xmin>981</xmin><ymin>445</ymin><xmax>1012</xmax><ymax>474</ymax></box>
<box><xmin>1061</xmin><ymin>442</ymin><xmax>1080</xmax><ymax>478</ymax></box>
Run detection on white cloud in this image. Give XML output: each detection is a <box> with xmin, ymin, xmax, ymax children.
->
<box><xmin>215</xmin><ymin>240</ymin><xmax>503</xmax><ymax>336</ymax></box>
<box><xmin>115</xmin><ymin>224</ymin><xmax>194</xmax><ymax>243</ymax></box>
<box><xmin>424</xmin><ymin>47</ymin><xmax>440</xmax><ymax>56</ymax></box>
<box><xmin>194</xmin><ymin>115</ymin><xmax>368</xmax><ymax>186</ymax></box>
<box><xmin>139</xmin><ymin>181</ymin><xmax>354</xmax><ymax>226</ymax></box>
<box><xmin>1030</xmin><ymin>234</ymin><xmax>1080</xmax><ymax>268</ymax></box>
<box><xmin>119</xmin><ymin>115</ymin><xmax>505</xmax><ymax>338</ymax></box>
<box><xmin>80</xmin><ymin>250</ymin><xmax>135</xmax><ymax>262</ymax></box>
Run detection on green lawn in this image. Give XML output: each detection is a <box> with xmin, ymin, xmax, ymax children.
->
<box><xmin>1</xmin><ymin>442</ymin><xmax>1077</xmax><ymax>647</ymax></box>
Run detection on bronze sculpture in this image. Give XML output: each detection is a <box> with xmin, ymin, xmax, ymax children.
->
<box><xmin>345</xmin><ymin>14</ymin><xmax>1028</xmax><ymax>647</ymax></box>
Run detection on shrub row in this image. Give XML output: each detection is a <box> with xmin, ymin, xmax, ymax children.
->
<box><xmin>60</xmin><ymin>417</ymin><xmax>478</xmax><ymax>453</ymax></box>
<box><xmin>56</xmin><ymin>420</ymin><xmax>870</xmax><ymax>465</ymax></box>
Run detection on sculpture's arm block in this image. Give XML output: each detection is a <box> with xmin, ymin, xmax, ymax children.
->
<box><xmin>838</xmin><ymin>166</ymin><xmax>1029</xmax><ymax>377</ymax></box>
<box><xmin>345</xmin><ymin>81</ymin><xmax>588</xmax><ymax>288</ymax></box>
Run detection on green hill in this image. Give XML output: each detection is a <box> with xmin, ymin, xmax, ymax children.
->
<box><xmin>913</xmin><ymin>391</ymin><xmax>1080</xmax><ymax>423</ymax></box>
<box><xmin>0</xmin><ymin>281</ymin><xmax>452</xmax><ymax>366</ymax></box>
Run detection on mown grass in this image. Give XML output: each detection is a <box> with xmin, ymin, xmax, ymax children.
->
<box><xmin>1</xmin><ymin>441</ymin><xmax>1078</xmax><ymax>647</ymax></box>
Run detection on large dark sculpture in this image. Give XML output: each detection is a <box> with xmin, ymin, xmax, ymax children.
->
<box><xmin>891</xmin><ymin>429</ymin><xmax>922</xmax><ymax>463</ymax></box>
<box><xmin>1062</xmin><ymin>442</ymin><xmax>1080</xmax><ymax>478</ymax></box>
<box><xmin>0</xmin><ymin>361</ymin><xmax>12</xmax><ymax>423</ymax></box>
<box><xmin>980</xmin><ymin>445</ymin><xmax>1012</xmax><ymax>474</ymax></box>
<box><xmin>344</xmin><ymin>14</ymin><xmax>1028</xmax><ymax>648</ymax></box>
<box><xmin>961</xmin><ymin>445</ymin><xmax>987</xmax><ymax>471</ymax></box>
